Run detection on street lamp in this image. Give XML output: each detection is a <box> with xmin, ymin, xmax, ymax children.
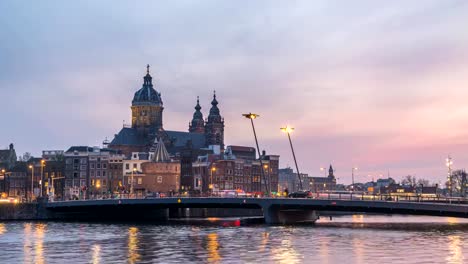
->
<box><xmin>351</xmin><ymin>167</ymin><xmax>358</xmax><ymax>191</ymax></box>
<box><xmin>243</xmin><ymin>113</ymin><xmax>269</xmax><ymax>195</ymax></box>
<box><xmin>29</xmin><ymin>165</ymin><xmax>34</xmax><ymax>202</ymax></box>
<box><xmin>1</xmin><ymin>169</ymin><xmax>6</xmax><ymax>194</ymax></box>
<box><xmin>263</xmin><ymin>164</ymin><xmax>272</xmax><ymax>195</ymax></box>
<box><xmin>130</xmin><ymin>168</ymin><xmax>137</xmax><ymax>198</ymax></box>
<box><xmin>320</xmin><ymin>167</ymin><xmax>327</xmax><ymax>177</ymax></box>
<box><xmin>280</xmin><ymin>126</ymin><xmax>303</xmax><ymax>190</ymax></box>
<box><xmin>40</xmin><ymin>160</ymin><xmax>45</xmax><ymax>197</ymax></box>
<box><xmin>446</xmin><ymin>156</ymin><xmax>453</xmax><ymax>197</ymax></box>
<box><xmin>210</xmin><ymin>166</ymin><xmax>216</xmax><ymax>196</ymax></box>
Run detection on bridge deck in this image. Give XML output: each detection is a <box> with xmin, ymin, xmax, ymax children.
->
<box><xmin>46</xmin><ymin>198</ymin><xmax>468</xmax><ymax>218</ymax></box>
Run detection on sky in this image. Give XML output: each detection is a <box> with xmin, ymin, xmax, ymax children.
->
<box><xmin>1</xmin><ymin>0</ymin><xmax>468</xmax><ymax>184</ymax></box>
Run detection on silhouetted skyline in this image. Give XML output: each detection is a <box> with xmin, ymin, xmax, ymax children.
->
<box><xmin>1</xmin><ymin>1</ymin><xmax>468</xmax><ymax>184</ymax></box>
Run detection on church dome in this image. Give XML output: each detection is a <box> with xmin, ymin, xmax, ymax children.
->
<box><xmin>132</xmin><ymin>65</ymin><xmax>163</xmax><ymax>106</ymax></box>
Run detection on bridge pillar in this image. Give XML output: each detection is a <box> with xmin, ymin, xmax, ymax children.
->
<box><xmin>263</xmin><ymin>205</ymin><xmax>318</xmax><ymax>225</ymax></box>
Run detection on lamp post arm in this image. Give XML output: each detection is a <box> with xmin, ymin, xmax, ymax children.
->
<box><xmin>287</xmin><ymin>132</ymin><xmax>303</xmax><ymax>190</ymax></box>
<box><xmin>250</xmin><ymin>118</ymin><xmax>269</xmax><ymax>195</ymax></box>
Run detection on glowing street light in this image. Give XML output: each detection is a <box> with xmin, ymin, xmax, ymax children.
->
<box><xmin>39</xmin><ymin>160</ymin><xmax>46</xmax><ymax>197</ymax></box>
<box><xmin>29</xmin><ymin>165</ymin><xmax>34</xmax><ymax>202</ymax></box>
<box><xmin>351</xmin><ymin>167</ymin><xmax>358</xmax><ymax>191</ymax></box>
<box><xmin>320</xmin><ymin>167</ymin><xmax>327</xmax><ymax>177</ymax></box>
<box><xmin>446</xmin><ymin>155</ymin><xmax>453</xmax><ymax>196</ymax></box>
<box><xmin>130</xmin><ymin>167</ymin><xmax>137</xmax><ymax>197</ymax></box>
<box><xmin>210</xmin><ymin>166</ymin><xmax>216</xmax><ymax>196</ymax></box>
<box><xmin>280</xmin><ymin>125</ymin><xmax>303</xmax><ymax>190</ymax></box>
<box><xmin>243</xmin><ymin>113</ymin><xmax>269</xmax><ymax>195</ymax></box>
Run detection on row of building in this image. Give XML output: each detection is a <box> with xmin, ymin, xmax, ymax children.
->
<box><xmin>0</xmin><ymin>66</ymin><xmax>289</xmax><ymax>200</ymax></box>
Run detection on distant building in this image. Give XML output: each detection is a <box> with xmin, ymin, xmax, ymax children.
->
<box><xmin>0</xmin><ymin>143</ymin><xmax>17</xmax><ymax>170</ymax></box>
<box><xmin>42</xmin><ymin>150</ymin><xmax>64</xmax><ymax>161</ymax></box>
<box><xmin>191</xmin><ymin>148</ymin><xmax>279</xmax><ymax>194</ymax></box>
<box><xmin>5</xmin><ymin>162</ymin><xmax>28</xmax><ymax>200</ymax></box>
<box><xmin>278</xmin><ymin>168</ymin><xmax>310</xmax><ymax>193</ymax></box>
<box><xmin>64</xmin><ymin>146</ymin><xmax>123</xmax><ymax>199</ymax></box>
<box><xmin>124</xmin><ymin>138</ymin><xmax>181</xmax><ymax>195</ymax></box>
<box><xmin>309</xmin><ymin>165</ymin><xmax>337</xmax><ymax>192</ymax></box>
<box><xmin>108</xmin><ymin>65</ymin><xmax>223</xmax><ymax>157</ymax></box>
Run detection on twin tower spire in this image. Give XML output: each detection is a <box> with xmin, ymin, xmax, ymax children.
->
<box><xmin>190</xmin><ymin>90</ymin><xmax>224</xmax><ymax>148</ymax></box>
<box><xmin>189</xmin><ymin>91</ymin><xmax>221</xmax><ymax>134</ymax></box>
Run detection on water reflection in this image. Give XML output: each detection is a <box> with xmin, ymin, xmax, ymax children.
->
<box><xmin>352</xmin><ymin>237</ymin><xmax>365</xmax><ymax>264</ymax></box>
<box><xmin>23</xmin><ymin>223</ymin><xmax>32</xmax><ymax>264</ymax></box>
<box><xmin>271</xmin><ymin>238</ymin><xmax>300</xmax><ymax>264</ymax></box>
<box><xmin>447</xmin><ymin>235</ymin><xmax>463</xmax><ymax>264</ymax></box>
<box><xmin>259</xmin><ymin>231</ymin><xmax>270</xmax><ymax>252</ymax></box>
<box><xmin>127</xmin><ymin>227</ymin><xmax>140</xmax><ymax>264</ymax></box>
<box><xmin>34</xmin><ymin>223</ymin><xmax>46</xmax><ymax>264</ymax></box>
<box><xmin>0</xmin><ymin>223</ymin><xmax>6</xmax><ymax>235</ymax></box>
<box><xmin>92</xmin><ymin>244</ymin><xmax>101</xmax><ymax>264</ymax></box>
<box><xmin>2</xmin><ymin>216</ymin><xmax>467</xmax><ymax>263</ymax></box>
<box><xmin>319</xmin><ymin>237</ymin><xmax>330</xmax><ymax>264</ymax></box>
<box><xmin>206</xmin><ymin>233</ymin><xmax>221</xmax><ymax>263</ymax></box>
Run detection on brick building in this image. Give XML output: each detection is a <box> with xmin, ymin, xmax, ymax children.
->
<box><xmin>123</xmin><ymin>138</ymin><xmax>180</xmax><ymax>195</ymax></box>
<box><xmin>192</xmin><ymin>147</ymin><xmax>279</xmax><ymax>195</ymax></box>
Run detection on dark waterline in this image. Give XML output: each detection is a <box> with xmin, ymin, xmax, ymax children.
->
<box><xmin>0</xmin><ymin>215</ymin><xmax>467</xmax><ymax>263</ymax></box>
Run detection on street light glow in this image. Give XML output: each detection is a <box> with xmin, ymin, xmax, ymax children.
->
<box><xmin>280</xmin><ymin>126</ymin><xmax>294</xmax><ymax>134</ymax></box>
<box><xmin>242</xmin><ymin>113</ymin><xmax>259</xmax><ymax>119</ymax></box>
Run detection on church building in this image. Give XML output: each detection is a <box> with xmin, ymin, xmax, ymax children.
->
<box><xmin>109</xmin><ymin>65</ymin><xmax>225</xmax><ymax>156</ymax></box>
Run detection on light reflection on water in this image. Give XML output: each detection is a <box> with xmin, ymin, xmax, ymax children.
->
<box><xmin>0</xmin><ymin>215</ymin><xmax>466</xmax><ymax>264</ymax></box>
<box><xmin>127</xmin><ymin>227</ymin><xmax>140</xmax><ymax>264</ymax></box>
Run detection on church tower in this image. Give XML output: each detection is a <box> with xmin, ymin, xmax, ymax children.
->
<box><xmin>189</xmin><ymin>96</ymin><xmax>205</xmax><ymax>133</ymax></box>
<box><xmin>205</xmin><ymin>91</ymin><xmax>224</xmax><ymax>149</ymax></box>
<box><xmin>328</xmin><ymin>165</ymin><xmax>335</xmax><ymax>179</ymax></box>
<box><xmin>131</xmin><ymin>65</ymin><xmax>164</xmax><ymax>137</ymax></box>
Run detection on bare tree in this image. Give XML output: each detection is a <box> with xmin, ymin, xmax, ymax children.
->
<box><xmin>451</xmin><ymin>170</ymin><xmax>467</xmax><ymax>197</ymax></box>
<box><xmin>401</xmin><ymin>175</ymin><xmax>416</xmax><ymax>186</ymax></box>
<box><xmin>416</xmin><ymin>178</ymin><xmax>430</xmax><ymax>186</ymax></box>
<box><xmin>18</xmin><ymin>152</ymin><xmax>32</xmax><ymax>162</ymax></box>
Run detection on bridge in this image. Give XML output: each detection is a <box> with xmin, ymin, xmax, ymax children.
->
<box><xmin>46</xmin><ymin>197</ymin><xmax>468</xmax><ymax>224</ymax></box>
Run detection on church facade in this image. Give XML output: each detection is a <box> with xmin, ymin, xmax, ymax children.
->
<box><xmin>109</xmin><ymin>65</ymin><xmax>225</xmax><ymax>156</ymax></box>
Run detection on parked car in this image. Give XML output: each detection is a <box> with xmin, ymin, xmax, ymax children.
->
<box><xmin>288</xmin><ymin>190</ymin><xmax>313</xmax><ymax>198</ymax></box>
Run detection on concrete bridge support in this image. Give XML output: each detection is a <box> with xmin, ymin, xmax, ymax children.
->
<box><xmin>263</xmin><ymin>205</ymin><xmax>318</xmax><ymax>224</ymax></box>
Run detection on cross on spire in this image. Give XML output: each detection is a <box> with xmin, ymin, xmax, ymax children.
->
<box><xmin>146</xmin><ymin>64</ymin><xmax>150</xmax><ymax>75</ymax></box>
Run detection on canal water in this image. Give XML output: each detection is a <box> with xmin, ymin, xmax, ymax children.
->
<box><xmin>0</xmin><ymin>215</ymin><xmax>467</xmax><ymax>263</ymax></box>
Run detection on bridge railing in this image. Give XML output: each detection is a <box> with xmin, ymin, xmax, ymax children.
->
<box><xmin>313</xmin><ymin>192</ymin><xmax>467</xmax><ymax>204</ymax></box>
<box><xmin>55</xmin><ymin>191</ymin><xmax>467</xmax><ymax>204</ymax></box>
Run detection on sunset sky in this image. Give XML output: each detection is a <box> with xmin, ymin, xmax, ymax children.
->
<box><xmin>1</xmin><ymin>1</ymin><xmax>468</xmax><ymax>184</ymax></box>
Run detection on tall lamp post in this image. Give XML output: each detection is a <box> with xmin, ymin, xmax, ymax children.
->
<box><xmin>28</xmin><ymin>165</ymin><xmax>34</xmax><ymax>202</ymax></box>
<box><xmin>1</xmin><ymin>169</ymin><xmax>6</xmax><ymax>194</ymax></box>
<box><xmin>130</xmin><ymin>167</ymin><xmax>136</xmax><ymax>198</ymax></box>
<box><xmin>263</xmin><ymin>164</ymin><xmax>272</xmax><ymax>195</ymax></box>
<box><xmin>40</xmin><ymin>160</ymin><xmax>45</xmax><ymax>197</ymax></box>
<box><xmin>351</xmin><ymin>167</ymin><xmax>358</xmax><ymax>192</ymax></box>
<box><xmin>446</xmin><ymin>156</ymin><xmax>453</xmax><ymax>197</ymax></box>
<box><xmin>280</xmin><ymin>126</ymin><xmax>303</xmax><ymax>190</ymax></box>
<box><xmin>242</xmin><ymin>113</ymin><xmax>269</xmax><ymax>196</ymax></box>
<box><xmin>210</xmin><ymin>166</ymin><xmax>216</xmax><ymax>196</ymax></box>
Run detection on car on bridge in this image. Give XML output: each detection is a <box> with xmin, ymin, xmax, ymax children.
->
<box><xmin>288</xmin><ymin>190</ymin><xmax>313</xmax><ymax>198</ymax></box>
